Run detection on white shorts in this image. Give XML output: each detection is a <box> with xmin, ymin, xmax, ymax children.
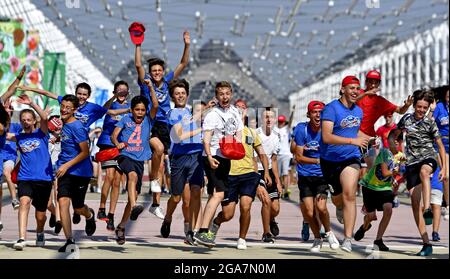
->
<box><xmin>431</xmin><ymin>189</ymin><xmax>443</xmax><ymax>205</ymax></box>
<box><xmin>277</xmin><ymin>154</ymin><xmax>291</xmax><ymax>176</ymax></box>
<box><xmin>3</xmin><ymin>160</ymin><xmax>15</xmax><ymax>171</ymax></box>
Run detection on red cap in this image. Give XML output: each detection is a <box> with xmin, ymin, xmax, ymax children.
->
<box><xmin>366</xmin><ymin>70</ymin><xmax>381</xmax><ymax>80</ymax></box>
<box><xmin>307</xmin><ymin>101</ymin><xmax>325</xmax><ymax>112</ymax></box>
<box><xmin>341</xmin><ymin>75</ymin><xmax>360</xmax><ymax>87</ymax></box>
<box><xmin>278</xmin><ymin>115</ymin><xmax>286</xmax><ymax>123</ymax></box>
<box><xmin>48</xmin><ymin>117</ymin><xmax>63</xmax><ymax>132</ymax></box>
<box><xmin>128</xmin><ymin>22</ymin><xmax>145</xmax><ymax>45</ymax></box>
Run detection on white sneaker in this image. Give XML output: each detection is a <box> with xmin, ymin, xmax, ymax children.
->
<box><xmin>149</xmin><ymin>205</ymin><xmax>165</xmax><ymax>219</ymax></box>
<box><xmin>310</xmin><ymin>238</ymin><xmax>323</xmax><ymax>253</ymax></box>
<box><xmin>36</xmin><ymin>232</ymin><xmax>45</xmax><ymax>247</ymax></box>
<box><xmin>325</xmin><ymin>231</ymin><xmax>340</xmax><ymax>250</ymax></box>
<box><xmin>13</xmin><ymin>239</ymin><xmax>26</xmax><ymax>251</ymax></box>
<box><xmin>444</xmin><ymin>206</ymin><xmax>449</xmax><ymax>221</ymax></box>
<box><xmin>150</xmin><ymin>179</ymin><xmax>162</xmax><ymax>193</ymax></box>
<box><xmin>237</xmin><ymin>238</ymin><xmax>247</xmax><ymax>250</ymax></box>
<box><xmin>336</xmin><ymin>207</ymin><xmax>344</xmax><ymax>224</ymax></box>
<box><xmin>341</xmin><ymin>237</ymin><xmax>352</xmax><ymax>253</ymax></box>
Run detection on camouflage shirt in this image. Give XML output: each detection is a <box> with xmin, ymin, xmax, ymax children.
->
<box><xmin>397</xmin><ymin>113</ymin><xmax>441</xmax><ymax>166</ymax></box>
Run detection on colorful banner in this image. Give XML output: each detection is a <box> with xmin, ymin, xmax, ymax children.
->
<box><xmin>26</xmin><ymin>29</ymin><xmax>42</xmax><ymax>104</ymax></box>
<box><xmin>0</xmin><ymin>19</ymin><xmax>26</xmax><ymax>94</ymax></box>
<box><xmin>43</xmin><ymin>51</ymin><xmax>66</xmax><ymax>114</ymax></box>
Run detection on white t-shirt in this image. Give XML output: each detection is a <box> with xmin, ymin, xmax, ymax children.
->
<box><xmin>256</xmin><ymin>127</ymin><xmax>280</xmax><ymax>170</ymax></box>
<box><xmin>202</xmin><ymin>105</ymin><xmax>243</xmax><ymax>158</ymax></box>
<box><xmin>274</xmin><ymin>125</ymin><xmax>292</xmax><ymax>157</ymax></box>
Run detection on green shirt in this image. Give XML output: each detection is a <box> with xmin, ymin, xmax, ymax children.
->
<box><xmin>360</xmin><ymin>148</ymin><xmax>394</xmax><ymax>192</ymax></box>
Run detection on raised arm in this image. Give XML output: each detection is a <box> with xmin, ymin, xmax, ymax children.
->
<box><xmin>1</xmin><ymin>66</ymin><xmax>26</xmax><ymax>103</ymax></box>
<box><xmin>395</xmin><ymin>95</ymin><xmax>413</xmax><ymax>114</ymax></box>
<box><xmin>17</xmin><ymin>85</ymin><xmax>59</xmax><ymax>100</ymax></box>
<box><xmin>16</xmin><ymin>94</ymin><xmax>48</xmax><ymax>134</ymax></box>
<box><xmin>144</xmin><ymin>79</ymin><xmax>159</xmax><ymax>119</ymax></box>
<box><xmin>135</xmin><ymin>44</ymin><xmax>146</xmax><ymax>82</ymax></box>
<box><xmin>173</xmin><ymin>30</ymin><xmax>190</xmax><ymax>79</ymax></box>
<box><xmin>102</xmin><ymin>92</ymin><xmax>119</xmax><ymax>109</ymax></box>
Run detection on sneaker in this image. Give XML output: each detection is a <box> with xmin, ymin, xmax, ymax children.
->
<box><xmin>262</xmin><ymin>233</ymin><xmax>275</xmax><ymax>243</ymax></box>
<box><xmin>184</xmin><ymin>231</ymin><xmax>197</xmax><ymax>246</ymax></box>
<box><xmin>444</xmin><ymin>206</ymin><xmax>449</xmax><ymax>221</ymax></box>
<box><xmin>341</xmin><ymin>238</ymin><xmax>352</xmax><ymax>253</ymax></box>
<box><xmin>354</xmin><ymin>224</ymin><xmax>372</xmax><ymax>241</ymax></box>
<box><xmin>106</xmin><ymin>217</ymin><xmax>115</xmax><ymax>231</ymax></box>
<box><xmin>193</xmin><ymin>231</ymin><xmax>216</xmax><ymax>248</ymax></box>
<box><xmin>115</xmin><ymin>226</ymin><xmax>126</xmax><ymax>245</ymax></box>
<box><xmin>13</xmin><ymin>239</ymin><xmax>26</xmax><ymax>251</ymax></box>
<box><xmin>121</xmin><ymin>188</ymin><xmax>127</xmax><ymax>195</ymax></box>
<box><xmin>58</xmin><ymin>238</ymin><xmax>75</xmax><ymax>252</ymax></box>
<box><xmin>423</xmin><ymin>208</ymin><xmax>433</xmax><ymax>225</ymax></box>
<box><xmin>310</xmin><ymin>238</ymin><xmax>323</xmax><ymax>253</ymax></box>
<box><xmin>373</xmin><ymin>238</ymin><xmax>389</xmax><ymax>251</ymax></box>
<box><xmin>54</xmin><ymin>221</ymin><xmax>62</xmax><ymax>234</ymax></box>
<box><xmin>160</xmin><ymin>220</ymin><xmax>171</xmax><ymax>238</ymax></box>
<box><xmin>12</xmin><ymin>199</ymin><xmax>19</xmax><ymax>210</ymax></box>
<box><xmin>325</xmin><ymin>231</ymin><xmax>340</xmax><ymax>250</ymax></box>
<box><xmin>49</xmin><ymin>214</ymin><xmax>56</xmax><ymax>228</ymax></box>
<box><xmin>336</xmin><ymin>207</ymin><xmax>344</xmax><ymax>224</ymax></box>
<box><xmin>237</xmin><ymin>238</ymin><xmax>247</xmax><ymax>250</ymax></box>
<box><xmin>416</xmin><ymin>243</ymin><xmax>433</xmax><ymax>256</ymax></box>
<box><xmin>149</xmin><ymin>205</ymin><xmax>165</xmax><ymax>220</ymax></box>
<box><xmin>130</xmin><ymin>205</ymin><xmax>144</xmax><ymax>221</ymax></box>
<box><xmin>432</xmin><ymin>231</ymin><xmax>440</xmax><ymax>242</ymax></box>
<box><xmin>301</xmin><ymin>222</ymin><xmax>310</xmax><ymax>241</ymax></box>
<box><xmin>85</xmin><ymin>208</ymin><xmax>96</xmax><ymax>236</ymax></box>
<box><xmin>270</xmin><ymin>220</ymin><xmax>279</xmax><ymax>237</ymax></box>
<box><xmin>150</xmin><ymin>179</ymin><xmax>162</xmax><ymax>193</ymax></box>
<box><xmin>97</xmin><ymin>209</ymin><xmax>108</xmax><ymax>221</ymax></box>
<box><xmin>36</xmin><ymin>232</ymin><xmax>45</xmax><ymax>247</ymax></box>
<box><xmin>72</xmin><ymin>213</ymin><xmax>81</xmax><ymax>224</ymax></box>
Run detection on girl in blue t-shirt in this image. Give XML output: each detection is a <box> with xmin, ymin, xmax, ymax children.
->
<box><xmin>111</xmin><ymin>81</ymin><xmax>158</xmax><ymax>245</ymax></box>
<box><xmin>320</xmin><ymin>76</ymin><xmax>370</xmax><ymax>253</ymax></box>
<box><xmin>8</xmin><ymin>94</ymin><xmax>53</xmax><ymax>250</ymax></box>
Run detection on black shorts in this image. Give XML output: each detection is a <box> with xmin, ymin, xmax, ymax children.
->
<box><xmin>170</xmin><ymin>152</ymin><xmax>204</xmax><ymax>196</ymax></box>
<box><xmin>224</xmin><ymin>172</ymin><xmax>260</xmax><ymax>204</ymax></box>
<box><xmin>405</xmin><ymin>157</ymin><xmax>438</xmax><ymax>190</ymax></box>
<box><xmin>116</xmin><ymin>155</ymin><xmax>144</xmax><ymax>194</ymax></box>
<box><xmin>17</xmin><ymin>180</ymin><xmax>52</xmax><ymax>212</ymax></box>
<box><xmin>320</xmin><ymin>157</ymin><xmax>361</xmax><ymax>196</ymax></box>
<box><xmin>57</xmin><ymin>174</ymin><xmax>91</xmax><ymax>209</ymax></box>
<box><xmin>297</xmin><ymin>176</ymin><xmax>329</xmax><ymax>200</ymax></box>
<box><xmin>151</xmin><ymin>121</ymin><xmax>171</xmax><ymax>153</ymax></box>
<box><xmin>97</xmin><ymin>144</ymin><xmax>119</xmax><ymax>169</ymax></box>
<box><xmin>362</xmin><ymin>186</ymin><xmax>394</xmax><ymax>212</ymax></box>
<box><xmin>203</xmin><ymin>156</ymin><xmax>230</xmax><ymax>195</ymax></box>
<box><xmin>258</xmin><ymin>169</ymin><xmax>280</xmax><ymax>200</ymax></box>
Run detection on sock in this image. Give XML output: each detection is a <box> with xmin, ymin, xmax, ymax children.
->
<box><xmin>99</xmin><ymin>208</ymin><xmax>106</xmax><ymax>212</ymax></box>
<box><xmin>107</xmin><ymin>213</ymin><xmax>114</xmax><ymax>219</ymax></box>
<box><xmin>152</xmin><ymin>203</ymin><xmax>160</xmax><ymax>207</ymax></box>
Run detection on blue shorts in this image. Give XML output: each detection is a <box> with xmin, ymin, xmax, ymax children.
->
<box><xmin>223</xmin><ymin>172</ymin><xmax>260</xmax><ymax>204</ymax></box>
<box><xmin>170</xmin><ymin>152</ymin><xmax>204</xmax><ymax>196</ymax></box>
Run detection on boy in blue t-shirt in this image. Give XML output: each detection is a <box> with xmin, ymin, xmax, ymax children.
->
<box><xmin>112</xmin><ymin>81</ymin><xmax>158</xmax><ymax>245</ymax></box>
<box><xmin>160</xmin><ymin>79</ymin><xmax>204</xmax><ymax>243</ymax></box>
<box><xmin>134</xmin><ymin>30</ymin><xmax>190</xmax><ymax>218</ymax></box>
<box><xmin>8</xmin><ymin>94</ymin><xmax>53</xmax><ymax>250</ymax></box>
<box><xmin>320</xmin><ymin>76</ymin><xmax>371</xmax><ymax>253</ymax></box>
<box><xmin>55</xmin><ymin>95</ymin><xmax>96</xmax><ymax>253</ymax></box>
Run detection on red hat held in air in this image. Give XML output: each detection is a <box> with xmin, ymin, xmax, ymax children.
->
<box><xmin>278</xmin><ymin>115</ymin><xmax>286</xmax><ymax>123</ymax></box>
<box><xmin>128</xmin><ymin>22</ymin><xmax>146</xmax><ymax>45</ymax></box>
<box><xmin>366</xmin><ymin>70</ymin><xmax>381</xmax><ymax>80</ymax></box>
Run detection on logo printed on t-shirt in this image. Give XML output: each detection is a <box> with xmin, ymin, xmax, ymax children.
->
<box><xmin>20</xmin><ymin>139</ymin><xmax>41</xmax><ymax>153</ymax></box>
<box><xmin>340</xmin><ymin>115</ymin><xmax>361</xmax><ymax>128</ymax></box>
<box><xmin>74</xmin><ymin>112</ymin><xmax>89</xmax><ymax>124</ymax></box>
<box><xmin>304</xmin><ymin>141</ymin><xmax>320</xmax><ymax>151</ymax></box>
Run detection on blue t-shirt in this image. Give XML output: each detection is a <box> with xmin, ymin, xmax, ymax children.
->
<box><xmin>58</xmin><ymin>96</ymin><xmax>108</xmax><ymax>128</ymax></box>
<box><xmin>138</xmin><ymin>72</ymin><xmax>174</xmax><ymax>123</ymax></box>
<box><xmin>294</xmin><ymin>122</ymin><xmax>322</xmax><ymax>177</ymax></box>
<box><xmin>57</xmin><ymin>120</ymin><xmax>93</xmax><ymax>177</ymax></box>
<box><xmin>1</xmin><ymin>122</ymin><xmax>21</xmax><ymax>162</ymax></box>
<box><xmin>167</xmin><ymin>107</ymin><xmax>203</xmax><ymax>156</ymax></box>
<box><xmin>320</xmin><ymin>99</ymin><xmax>362</xmax><ymax>162</ymax></box>
<box><xmin>431</xmin><ymin>166</ymin><xmax>443</xmax><ymax>192</ymax></box>
<box><xmin>97</xmin><ymin>101</ymin><xmax>130</xmax><ymax>147</ymax></box>
<box><xmin>116</xmin><ymin>114</ymin><xmax>152</xmax><ymax>161</ymax></box>
<box><xmin>433</xmin><ymin>102</ymin><xmax>448</xmax><ymax>138</ymax></box>
<box><xmin>16</xmin><ymin>129</ymin><xmax>53</xmax><ymax>181</ymax></box>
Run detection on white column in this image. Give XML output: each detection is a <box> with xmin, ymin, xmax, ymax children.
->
<box><xmin>387</xmin><ymin>57</ymin><xmax>393</xmax><ymax>98</ymax></box>
<box><xmin>407</xmin><ymin>53</ymin><xmax>413</xmax><ymax>93</ymax></box>
<box><xmin>400</xmin><ymin>55</ymin><xmax>406</xmax><ymax>97</ymax></box>
<box><xmin>442</xmin><ymin>34</ymin><xmax>448</xmax><ymax>84</ymax></box>
<box><xmin>416</xmin><ymin>50</ymin><xmax>422</xmax><ymax>88</ymax></box>
<box><xmin>381</xmin><ymin>62</ymin><xmax>387</xmax><ymax>92</ymax></box>
<box><xmin>394</xmin><ymin>54</ymin><xmax>400</xmax><ymax>99</ymax></box>
<box><xmin>434</xmin><ymin>38</ymin><xmax>440</xmax><ymax>86</ymax></box>
<box><xmin>425</xmin><ymin>46</ymin><xmax>431</xmax><ymax>85</ymax></box>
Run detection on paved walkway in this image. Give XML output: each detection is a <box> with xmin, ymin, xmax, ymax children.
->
<box><xmin>0</xmin><ymin>184</ymin><xmax>448</xmax><ymax>259</ymax></box>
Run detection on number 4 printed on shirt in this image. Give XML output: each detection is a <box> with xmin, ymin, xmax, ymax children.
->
<box><xmin>128</xmin><ymin>125</ymin><xmax>142</xmax><ymax>146</ymax></box>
